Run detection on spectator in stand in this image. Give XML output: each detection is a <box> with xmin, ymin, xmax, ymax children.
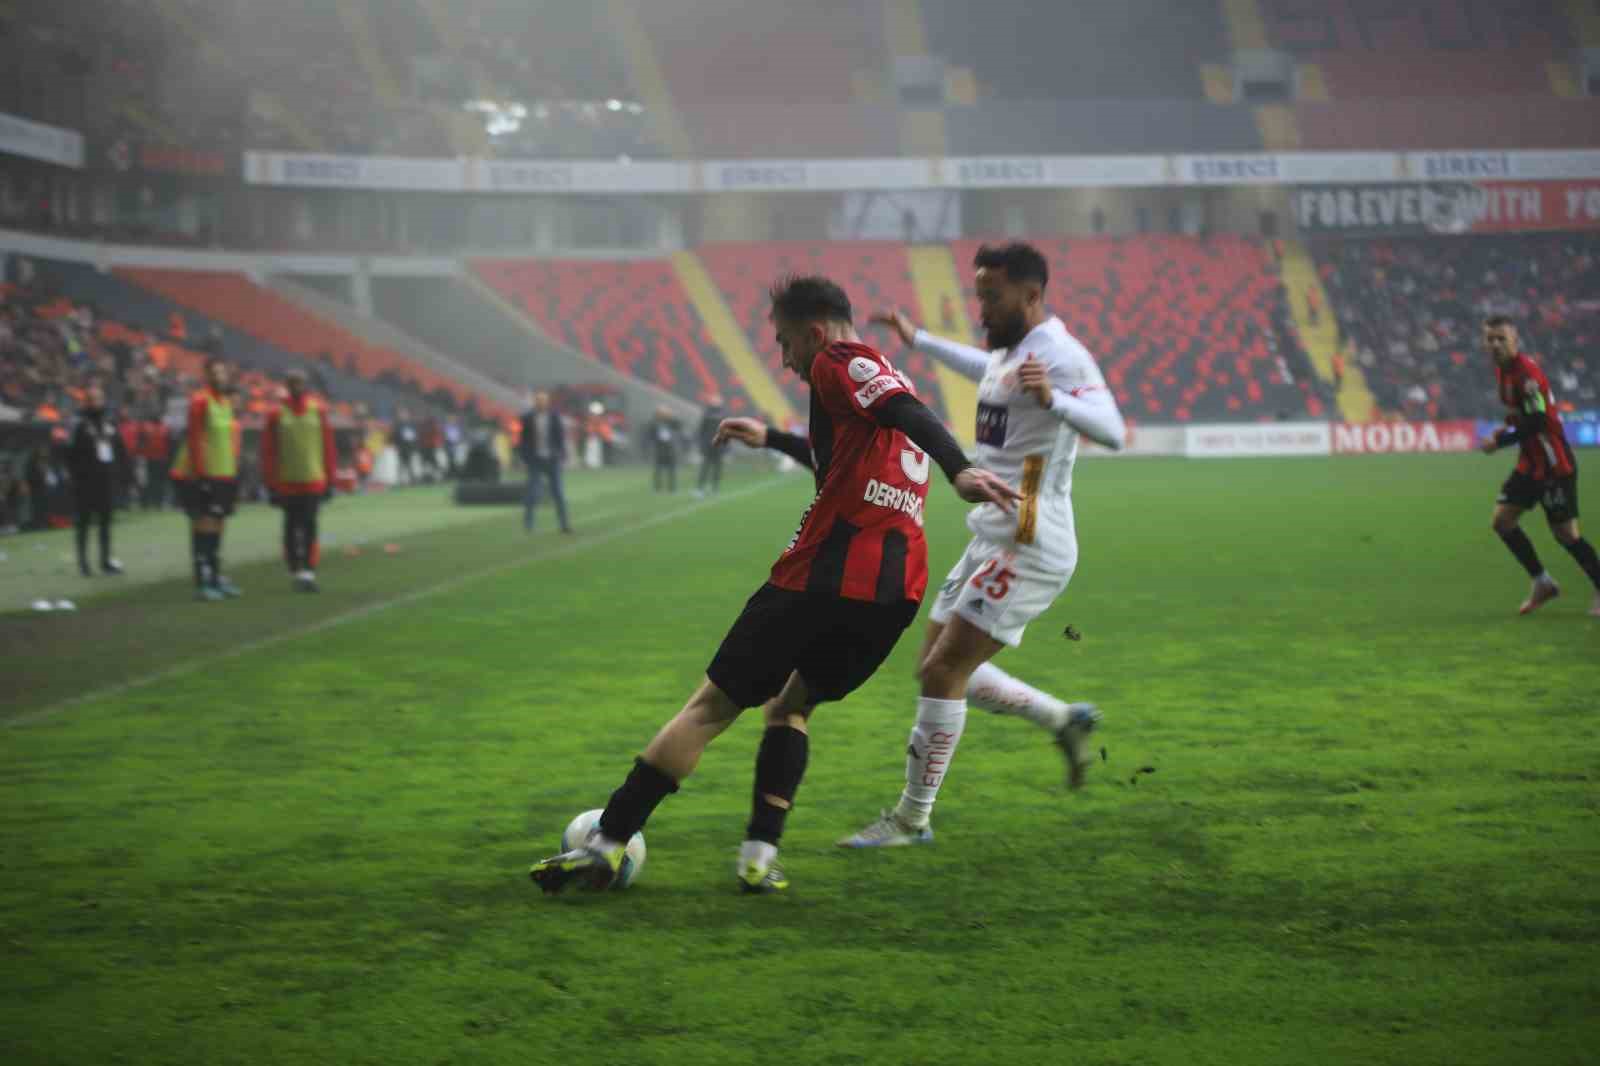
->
<box><xmin>138</xmin><ymin>417</ymin><xmax>173</xmax><ymax>510</ymax></box>
<box><xmin>24</xmin><ymin>441</ymin><xmax>68</xmax><ymax>530</ymax></box>
<box><xmin>393</xmin><ymin>409</ymin><xmax>418</xmax><ymax>485</ymax></box>
<box><xmin>66</xmin><ymin>381</ymin><xmax>128</xmax><ymax>577</ymax></box>
<box><xmin>420</xmin><ymin>415</ymin><xmax>444</xmax><ymax>482</ymax></box>
<box><xmin>693</xmin><ymin>394</ymin><xmax>726</xmax><ymax>499</ymax></box>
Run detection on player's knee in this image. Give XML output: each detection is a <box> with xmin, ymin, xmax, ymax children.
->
<box><xmin>762</xmin><ymin>703</ymin><xmax>808</xmax><ymax>732</ymax></box>
<box><xmin>1491</xmin><ymin>513</ymin><xmax>1517</xmax><ymax>535</ymax></box>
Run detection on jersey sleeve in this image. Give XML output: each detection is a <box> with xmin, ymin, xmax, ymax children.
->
<box><xmin>811</xmin><ymin>349</ymin><xmax>909</xmax><ymax>421</ymax></box>
<box><xmin>1041</xmin><ymin>337</ymin><xmax>1126</xmax><ymax>450</ymax></box>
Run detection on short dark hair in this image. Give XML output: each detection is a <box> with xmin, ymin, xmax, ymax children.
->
<box><xmin>206</xmin><ymin>355</ymin><xmax>227</xmax><ymax>372</ymax></box>
<box><xmin>974</xmin><ymin>242</ymin><xmax>1049</xmax><ymax>290</ymax></box>
<box><xmin>1483</xmin><ymin>314</ymin><xmax>1514</xmax><ymax>329</ymax></box>
<box><xmin>768</xmin><ymin>275</ymin><xmax>852</xmax><ymax>325</ymax></box>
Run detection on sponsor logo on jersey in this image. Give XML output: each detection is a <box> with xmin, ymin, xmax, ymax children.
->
<box><xmin>976</xmin><ymin>402</ymin><xmax>1009</xmax><ymax>446</ymax></box>
<box><xmin>861</xmin><ymin>477</ymin><xmax>925</xmax><ymax>526</ymax></box>
<box><xmin>847</xmin><ymin>356</ymin><xmax>880</xmax><ymax>383</ymax></box>
<box><xmin>853</xmin><ymin>374</ymin><xmax>903</xmax><ymax>408</ymax></box>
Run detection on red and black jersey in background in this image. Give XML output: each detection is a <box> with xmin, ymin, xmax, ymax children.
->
<box><xmin>768</xmin><ymin>342</ymin><xmax>932</xmax><ymax>605</ymax></box>
<box><xmin>1496</xmin><ymin>353</ymin><xmax>1576</xmax><ymax>480</ymax></box>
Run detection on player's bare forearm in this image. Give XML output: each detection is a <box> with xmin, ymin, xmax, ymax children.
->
<box><xmin>953</xmin><ymin>467</ymin><xmax>1022</xmax><ymax>513</ymax></box>
<box><xmin>713</xmin><ymin>416</ymin><xmax>767</xmax><ymax>449</ymax></box>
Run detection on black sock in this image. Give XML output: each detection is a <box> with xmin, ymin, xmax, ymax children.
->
<box><xmin>284</xmin><ymin>516</ymin><xmax>300</xmax><ymax>572</ymax></box>
<box><xmin>76</xmin><ymin>520</ymin><xmax>90</xmax><ymax>572</ymax></box>
<box><xmin>746</xmin><ymin>725</ymin><xmax>809</xmax><ymax>846</ymax></box>
<box><xmin>191</xmin><ymin>530</ymin><xmax>208</xmax><ymax>587</ymax></box>
<box><xmin>199</xmin><ymin>532</ymin><xmax>221</xmax><ymax>586</ymax></box>
<box><xmin>598</xmin><ymin>757</ymin><xmax>680</xmax><ymax>844</ymax></box>
<box><xmin>1497</xmin><ymin>526</ymin><xmax>1544</xmax><ymax>578</ymax></box>
<box><xmin>211</xmin><ymin>531</ymin><xmax>224</xmax><ymax>583</ymax></box>
<box><xmin>99</xmin><ymin>514</ymin><xmax>111</xmax><ymax>566</ymax></box>
<box><xmin>1563</xmin><ymin>537</ymin><xmax>1600</xmax><ymax>591</ymax></box>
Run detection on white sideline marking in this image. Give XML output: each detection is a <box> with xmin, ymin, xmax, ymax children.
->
<box><xmin>8</xmin><ymin>478</ymin><xmax>789</xmax><ymax>728</ymax></box>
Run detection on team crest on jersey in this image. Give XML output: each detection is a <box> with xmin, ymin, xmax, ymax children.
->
<box><xmin>976</xmin><ymin>402</ymin><xmax>1009</xmax><ymax>446</ymax></box>
<box><xmin>847</xmin><ymin>356</ymin><xmax>880</xmax><ymax>383</ymax></box>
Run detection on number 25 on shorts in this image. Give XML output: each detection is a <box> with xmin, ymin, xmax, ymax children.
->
<box><xmin>970</xmin><ymin>558</ymin><xmax>1016</xmax><ymax>600</ymax></box>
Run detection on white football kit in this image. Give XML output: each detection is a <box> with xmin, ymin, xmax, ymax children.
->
<box><xmin>918</xmin><ymin>317</ymin><xmax>1125</xmax><ymax>645</ymax></box>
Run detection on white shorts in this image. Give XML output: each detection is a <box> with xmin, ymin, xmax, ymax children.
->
<box><xmin>927</xmin><ymin>536</ymin><xmax>1073</xmax><ymax>647</ymax></box>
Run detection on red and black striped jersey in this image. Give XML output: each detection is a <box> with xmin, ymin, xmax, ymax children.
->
<box><xmin>768</xmin><ymin>341</ymin><xmax>931</xmax><ymax>605</ymax></box>
<box><xmin>1496</xmin><ymin>353</ymin><xmax>1576</xmax><ymax>480</ymax></box>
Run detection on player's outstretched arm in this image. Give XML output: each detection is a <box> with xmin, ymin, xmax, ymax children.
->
<box><xmin>717</xmin><ymin>416</ymin><xmax>814</xmax><ymax>470</ymax></box>
<box><xmin>1017</xmin><ymin>356</ymin><xmax>1126</xmax><ymax>450</ymax></box>
<box><xmin>873</xmin><ymin>393</ymin><xmax>1021</xmax><ymax>513</ymax></box>
<box><xmin>869</xmin><ymin>308</ymin><xmax>990</xmax><ymax>381</ymax></box>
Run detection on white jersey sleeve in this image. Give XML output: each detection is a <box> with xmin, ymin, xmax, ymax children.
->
<box><xmin>1044</xmin><ymin>343</ymin><xmax>1125</xmax><ymax>451</ymax></box>
<box><xmin>913</xmin><ymin>329</ymin><xmax>991</xmax><ymax>381</ymax></box>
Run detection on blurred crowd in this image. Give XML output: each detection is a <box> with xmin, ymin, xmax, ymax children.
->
<box><xmin>1318</xmin><ymin>234</ymin><xmax>1600</xmax><ymax>420</ymax></box>
<box><xmin>0</xmin><ymin>269</ymin><xmax>502</xmax><ymax>534</ymax></box>
<box><xmin>0</xmin><ymin>0</ymin><xmax>662</xmax><ymax>161</ymax></box>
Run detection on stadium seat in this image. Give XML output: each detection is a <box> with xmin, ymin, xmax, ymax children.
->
<box><xmin>696</xmin><ymin>242</ymin><xmax>949</xmax><ymax>418</ymax></box>
<box><xmin>1312</xmin><ymin>233</ymin><xmax>1600</xmax><ymax>419</ymax></box>
<box><xmin>950</xmin><ymin>236</ymin><xmax>1310</xmax><ymax>423</ymax></box>
<box><xmin>468</xmin><ymin>258</ymin><xmax>757</xmax><ymax>412</ymax></box>
<box><xmin>115</xmin><ymin>269</ymin><xmax>485</xmax><ymax>413</ymax></box>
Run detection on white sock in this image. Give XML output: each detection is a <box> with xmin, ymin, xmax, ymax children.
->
<box><xmin>739</xmin><ymin>839</ymin><xmax>777</xmax><ymax>870</ymax></box>
<box><xmin>894</xmin><ymin>697</ymin><xmax>967</xmax><ymax>828</ymax></box>
<box><xmin>967</xmin><ymin>662</ymin><xmax>1069</xmax><ymax>732</ymax></box>
<box><xmin>1536</xmin><ymin>570</ymin><xmax>1554</xmax><ymax>585</ymax></box>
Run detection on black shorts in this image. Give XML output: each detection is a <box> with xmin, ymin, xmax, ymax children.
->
<box><xmin>1499</xmin><ymin>472</ymin><xmax>1579</xmax><ymax>524</ymax></box>
<box><xmin>707</xmin><ymin>583</ymin><xmax>920</xmax><ymax>709</ymax></box>
<box><xmin>178</xmin><ymin>478</ymin><xmax>238</xmax><ymax>519</ymax></box>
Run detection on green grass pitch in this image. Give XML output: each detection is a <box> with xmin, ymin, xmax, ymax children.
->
<box><xmin>3</xmin><ymin>455</ymin><xmax>1597</xmax><ymax>1066</ymax></box>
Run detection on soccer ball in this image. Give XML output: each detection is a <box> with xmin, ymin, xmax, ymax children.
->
<box><xmin>560</xmin><ymin>808</ymin><xmax>646</xmax><ymax>889</ymax></box>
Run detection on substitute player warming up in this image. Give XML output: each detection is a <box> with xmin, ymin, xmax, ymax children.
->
<box><xmin>170</xmin><ymin>357</ymin><xmax>242</xmax><ymax>602</ymax></box>
<box><xmin>263</xmin><ymin>368</ymin><xmax>336</xmax><ymax>592</ymax></box>
<box><xmin>1479</xmin><ymin>315</ymin><xmax>1600</xmax><ymax>618</ymax></box>
<box><xmin>841</xmin><ymin>242</ymin><xmax>1127</xmax><ymax>849</ymax></box>
<box><xmin>529</xmin><ymin>276</ymin><xmax>1018</xmax><ymax>895</ymax></box>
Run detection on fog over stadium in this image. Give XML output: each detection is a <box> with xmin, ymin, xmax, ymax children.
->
<box><xmin>2</xmin><ymin>2</ymin><xmax>1597</xmax><ymax>1063</ymax></box>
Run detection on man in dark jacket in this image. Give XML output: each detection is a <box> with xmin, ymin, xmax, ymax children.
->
<box><xmin>648</xmin><ymin>406</ymin><xmax>681</xmax><ymax>493</ymax></box>
<box><xmin>67</xmin><ymin>381</ymin><xmax>128</xmax><ymax>576</ymax></box>
<box><xmin>694</xmin><ymin>393</ymin><xmax>727</xmax><ymax>498</ymax></box>
<box><xmin>518</xmin><ymin>390</ymin><xmax>571</xmax><ymax>534</ymax></box>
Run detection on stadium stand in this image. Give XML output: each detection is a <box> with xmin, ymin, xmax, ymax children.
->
<box><xmin>1260</xmin><ymin>0</ymin><xmax>1573</xmax><ymax>98</ymax></box>
<box><xmin>924</xmin><ymin>0</ymin><xmax>1228</xmax><ymax>101</ymax></box>
<box><xmin>113</xmin><ymin>268</ymin><xmax>488</xmax><ymax>413</ymax></box>
<box><xmin>951</xmin><ymin>235</ymin><xmax>1324</xmax><ymax>423</ymax></box>
<box><xmin>1314</xmin><ymin>233</ymin><xmax>1600</xmax><ymax>420</ymax></box>
<box><xmin>694</xmin><ymin>242</ymin><xmax>949</xmax><ymax>417</ymax></box>
<box><xmin>637</xmin><ymin>0</ymin><xmax>897</xmax><ymax>157</ymax></box>
<box><xmin>1294</xmin><ymin>97</ymin><xmax>1600</xmax><ymax>151</ymax></box>
<box><xmin>466</xmin><ymin>258</ymin><xmax>755</xmax><ymax>411</ymax></box>
<box><xmin>2</xmin><ymin>256</ymin><xmax>474</xmax><ymax>424</ymax></box>
<box><xmin>944</xmin><ymin>99</ymin><xmax>1261</xmax><ymax>155</ymax></box>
